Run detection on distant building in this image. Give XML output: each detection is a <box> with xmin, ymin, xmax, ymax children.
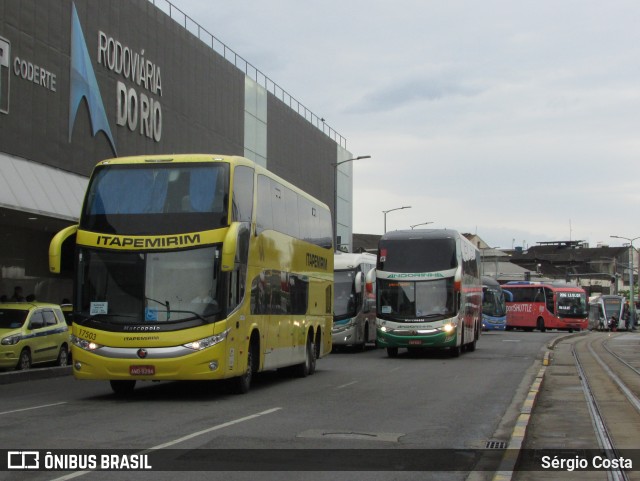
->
<box><xmin>355</xmin><ymin>234</ymin><xmax>631</xmax><ymax>296</ymax></box>
<box><xmin>506</xmin><ymin>240</ymin><xmax>630</xmax><ymax>296</ymax></box>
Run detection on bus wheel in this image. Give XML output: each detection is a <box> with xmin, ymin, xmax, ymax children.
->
<box><xmin>450</xmin><ymin>344</ymin><xmax>461</xmax><ymax>357</ymax></box>
<box><xmin>234</xmin><ymin>341</ymin><xmax>257</xmax><ymax>394</ymax></box>
<box><xmin>537</xmin><ymin>317</ymin><xmax>546</xmax><ymax>332</ymax></box>
<box><xmin>295</xmin><ymin>335</ymin><xmax>315</xmax><ymax>378</ymax></box>
<box><xmin>467</xmin><ymin>330</ymin><xmax>477</xmax><ymax>352</ymax></box>
<box><xmin>110</xmin><ymin>380</ymin><xmax>136</xmax><ymax>396</ymax></box>
<box><xmin>386</xmin><ymin>347</ymin><xmax>399</xmax><ymax>358</ymax></box>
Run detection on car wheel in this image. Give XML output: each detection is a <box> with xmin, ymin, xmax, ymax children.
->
<box><xmin>16</xmin><ymin>349</ymin><xmax>31</xmax><ymax>370</ymax></box>
<box><xmin>57</xmin><ymin>345</ymin><xmax>69</xmax><ymax>367</ymax></box>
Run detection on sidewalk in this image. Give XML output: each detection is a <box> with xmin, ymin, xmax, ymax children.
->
<box><xmin>509</xmin><ymin>331</ymin><xmax>640</xmax><ymax>481</ymax></box>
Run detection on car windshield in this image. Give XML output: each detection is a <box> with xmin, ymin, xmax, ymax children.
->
<box><xmin>0</xmin><ymin>309</ymin><xmax>28</xmax><ymax>329</ymax></box>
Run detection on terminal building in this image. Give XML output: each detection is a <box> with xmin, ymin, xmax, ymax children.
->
<box><xmin>0</xmin><ymin>0</ymin><xmax>355</xmax><ymax>301</ymax></box>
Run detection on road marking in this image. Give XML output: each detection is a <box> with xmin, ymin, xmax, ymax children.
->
<box><xmin>388</xmin><ymin>366</ymin><xmax>402</xmax><ymax>372</ymax></box>
<box><xmin>336</xmin><ymin>381</ymin><xmax>358</xmax><ymax>389</ymax></box>
<box><xmin>49</xmin><ymin>407</ymin><xmax>282</xmax><ymax>480</ymax></box>
<box><xmin>0</xmin><ymin>401</ymin><xmax>67</xmax><ymax>416</ymax></box>
<box><xmin>502</xmin><ymin>340</ymin><xmax>521</xmax><ymax>342</ymax></box>
<box><xmin>150</xmin><ymin>407</ymin><xmax>282</xmax><ymax>449</ymax></box>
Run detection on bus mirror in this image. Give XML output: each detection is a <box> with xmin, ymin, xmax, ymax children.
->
<box><xmin>221</xmin><ymin>222</ymin><xmax>250</xmax><ymax>272</ymax></box>
<box><xmin>354</xmin><ymin>272</ymin><xmax>363</xmax><ymax>294</ymax></box>
<box><xmin>365</xmin><ymin>268</ymin><xmax>376</xmax><ymax>286</ymax></box>
<box><xmin>454</xmin><ymin>266</ymin><xmax>462</xmax><ymax>291</ymax></box>
<box><xmin>49</xmin><ymin>225</ymin><xmax>78</xmax><ymax>274</ymax></box>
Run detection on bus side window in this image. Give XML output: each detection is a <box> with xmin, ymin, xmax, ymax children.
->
<box><xmin>544</xmin><ymin>287</ymin><xmax>554</xmax><ymax>314</ymax></box>
<box><xmin>232</xmin><ymin>166</ymin><xmax>254</xmax><ymax>223</ymax></box>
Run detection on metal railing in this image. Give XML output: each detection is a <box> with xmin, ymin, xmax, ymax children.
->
<box><xmin>150</xmin><ymin>0</ymin><xmax>347</xmax><ymax>148</ymax></box>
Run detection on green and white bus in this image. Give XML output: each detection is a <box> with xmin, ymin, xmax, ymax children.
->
<box><xmin>374</xmin><ymin>229</ymin><xmax>482</xmax><ymax>357</ymax></box>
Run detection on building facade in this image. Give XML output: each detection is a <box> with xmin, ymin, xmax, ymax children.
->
<box><xmin>0</xmin><ymin>0</ymin><xmax>355</xmax><ymax>301</ymax></box>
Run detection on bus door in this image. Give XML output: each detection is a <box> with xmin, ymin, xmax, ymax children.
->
<box><xmin>544</xmin><ymin>287</ymin><xmax>554</xmax><ymax>317</ymax></box>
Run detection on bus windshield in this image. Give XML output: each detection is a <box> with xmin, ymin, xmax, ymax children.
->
<box><xmin>556</xmin><ymin>291</ymin><xmax>587</xmax><ymax>319</ymax></box>
<box><xmin>378</xmin><ymin>238</ymin><xmax>457</xmax><ymax>273</ymax></box>
<box><xmin>76</xmin><ymin>246</ymin><xmax>222</xmax><ymax>325</ymax></box>
<box><xmin>377</xmin><ymin>278</ymin><xmax>455</xmax><ymax>321</ymax></box>
<box><xmin>483</xmin><ymin>288</ymin><xmax>506</xmax><ymax>317</ymax></box>
<box><xmin>81</xmin><ymin>163</ymin><xmax>229</xmax><ymax>235</ymax></box>
<box><xmin>603</xmin><ymin>298</ymin><xmax>623</xmax><ymax>319</ymax></box>
<box><xmin>334</xmin><ymin>270</ymin><xmax>357</xmax><ymax>319</ymax></box>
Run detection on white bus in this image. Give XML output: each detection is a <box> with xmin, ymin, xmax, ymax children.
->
<box><xmin>332</xmin><ymin>252</ymin><xmax>377</xmax><ymax>350</ymax></box>
<box><xmin>374</xmin><ymin>229</ymin><xmax>482</xmax><ymax>357</ymax></box>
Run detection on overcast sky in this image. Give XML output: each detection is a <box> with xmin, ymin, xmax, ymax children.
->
<box><xmin>170</xmin><ymin>0</ymin><xmax>640</xmax><ymax>249</ymax></box>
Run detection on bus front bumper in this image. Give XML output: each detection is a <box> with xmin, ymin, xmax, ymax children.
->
<box><xmin>482</xmin><ymin>320</ymin><xmax>506</xmax><ymax>331</ymax></box>
<box><xmin>70</xmin><ymin>342</ymin><xmax>233</xmax><ymax>381</ymax></box>
<box><xmin>332</xmin><ymin>322</ymin><xmax>358</xmax><ymax>346</ymax></box>
<box><xmin>376</xmin><ymin>328</ymin><xmax>457</xmax><ymax>349</ymax></box>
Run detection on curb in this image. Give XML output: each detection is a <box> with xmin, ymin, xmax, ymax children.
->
<box><xmin>0</xmin><ymin>365</ymin><xmax>72</xmax><ymax>385</ymax></box>
<box><xmin>490</xmin><ymin>330</ymin><xmax>590</xmax><ymax>480</ymax></box>
<box><xmin>491</xmin><ymin>363</ymin><xmax>547</xmax><ymax>481</ymax></box>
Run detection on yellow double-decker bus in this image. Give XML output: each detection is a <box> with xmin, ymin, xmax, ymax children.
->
<box><xmin>49</xmin><ymin>154</ymin><xmax>333</xmax><ymax>395</ymax></box>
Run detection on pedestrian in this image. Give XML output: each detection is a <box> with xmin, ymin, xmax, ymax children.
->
<box><xmin>623</xmin><ymin>302</ymin><xmax>631</xmax><ymax>330</ymax></box>
<box><xmin>9</xmin><ymin>286</ymin><xmax>24</xmax><ymax>302</ymax></box>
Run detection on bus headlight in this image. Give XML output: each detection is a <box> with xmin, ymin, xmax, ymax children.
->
<box><xmin>443</xmin><ymin>323</ymin><xmax>455</xmax><ymax>333</ymax></box>
<box><xmin>71</xmin><ymin>334</ymin><xmax>103</xmax><ymax>351</ymax></box>
<box><xmin>183</xmin><ymin>329</ymin><xmax>230</xmax><ymax>351</ymax></box>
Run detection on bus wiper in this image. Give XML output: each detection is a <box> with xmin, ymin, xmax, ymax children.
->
<box><xmin>146</xmin><ymin>296</ymin><xmax>170</xmax><ymax>310</ymax></box>
<box><xmin>165</xmin><ymin>309</ymin><xmax>212</xmax><ymax>323</ymax></box>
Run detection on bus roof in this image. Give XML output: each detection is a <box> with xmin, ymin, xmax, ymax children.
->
<box><xmin>503</xmin><ymin>282</ymin><xmax>586</xmax><ymax>292</ymax></box>
<box><xmin>482</xmin><ymin>276</ymin><xmax>501</xmax><ymax>288</ymax></box>
<box><xmin>91</xmin><ymin>154</ymin><xmax>331</xmax><ymax>211</ymax></box>
<box><xmin>334</xmin><ymin>251</ymin><xmax>376</xmax><ymax>270</ymax></box>
<box><xmin>94</xmin><ymin>154</ymin><xmax>248</xmax><ymax>166</ymax></box>
<box><xmin>380</xmin><ymin>229</ymin><xmax>461</xmax><ymax>241</ymax></box>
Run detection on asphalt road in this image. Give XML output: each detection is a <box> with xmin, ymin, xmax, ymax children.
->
<box><xmin>0</xmin><ymin>330</ymin><xmax>557</xmax><ymax>481</ymax></box>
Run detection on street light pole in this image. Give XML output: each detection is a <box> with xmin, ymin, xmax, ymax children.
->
<box><xmin>611</xmin><ymin>234</ymin><xmax>640</xmax><ymax>323</ymax></box>
<box><xmin>410</xmin><ymin>221</ymin><xmax>433</xmax><ymax>229</ymax></box>
<box><xmin>383</xmin><ymin>206</ymin><xmax>411</xmax><ymax>233</ymax></box>
<box><xmin>332</xmin><ymin>155</ymin><xmax>371</xmax><ymax>251</ymax></box>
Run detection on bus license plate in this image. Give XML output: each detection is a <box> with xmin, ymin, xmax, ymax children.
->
<box><xmin>408</xmin><ymin>340</ymin><xmax>422</xmax><ymax>345</ymax></box>
<box><xmin>130</xmin><ymin>365</ymin><xmax>155</xmax><ymax>376</ymax></box>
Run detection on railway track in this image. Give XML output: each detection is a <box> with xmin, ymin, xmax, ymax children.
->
<box><xmin>572</xmin><ymin>332</ymin><xmax>640</xmax><ymax>481</ymax></box>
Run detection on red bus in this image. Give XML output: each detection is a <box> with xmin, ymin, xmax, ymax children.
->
<box><xmin>502</xmin><ymin>282</ymin><xmax>587</xmax><ymax>332</ymax></box>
